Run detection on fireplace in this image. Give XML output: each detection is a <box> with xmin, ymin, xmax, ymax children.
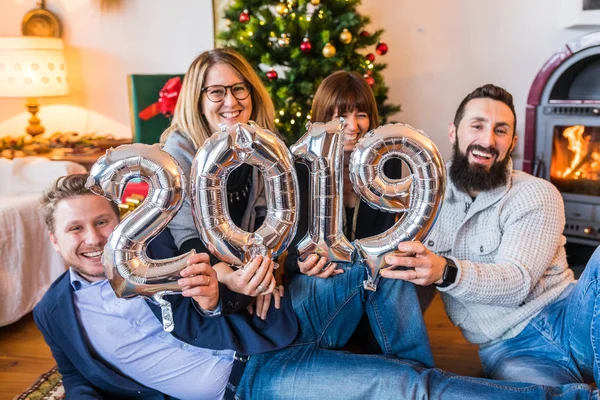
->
<box><xmin>525</xmin><ymin>31</ymin><xmax>600</xmax><ymax>253</ymax></box>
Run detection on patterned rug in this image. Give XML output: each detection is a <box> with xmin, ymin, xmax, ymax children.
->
<box><xmin>16</xmin><ymin>366</ymin><xmax>64</xmax><ymax>400</ymax></box>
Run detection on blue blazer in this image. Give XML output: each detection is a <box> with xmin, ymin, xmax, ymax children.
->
<box><xmin>34</xmin><ymin>271</ymin><xmax>298</xmax><ymax>399</ymax></box>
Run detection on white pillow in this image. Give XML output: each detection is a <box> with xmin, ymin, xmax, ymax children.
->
<box><xmin>0</xmin><ymin>157</ymin><xmax>87</xmax><ymax>195</ymax></box>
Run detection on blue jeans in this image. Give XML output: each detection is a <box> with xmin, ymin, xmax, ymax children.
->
<box><xmin>480</xmin><ymin>246</ymin><xmax>600</xmax><ymax>386</ymax></box>
<box><xmin>236</xmin><ymin>264</ymin><xmax>598</xmax><ymax>399</ymax></box>
<box><xmin>287</xmin><ymin>262</ymin><xmax>434</xmax><ymax>366</ymax></box>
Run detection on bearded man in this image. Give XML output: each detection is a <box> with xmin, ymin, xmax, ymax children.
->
<box><xmin>381</xmin><ymin>84</ymin><xmax>600</xmax><ymax>388</ymax></box>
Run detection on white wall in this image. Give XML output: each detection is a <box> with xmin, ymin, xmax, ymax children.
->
<box><xmin>1</xmin><ymin>0</ymin><xmax>598</xmax><ymax>167</ymax></box>
<box><xmin>0</xmin><ymin>0</ymin><xmax>214</xmax><ymax>138</ymax></box>
<box><xmin>359</xmin><ymin>0</ymin><xmax>598</xmax><ymax>166</ymax></box>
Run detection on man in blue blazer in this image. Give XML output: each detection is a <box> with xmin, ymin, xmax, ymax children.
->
<box><xmin>34</xmin><ymin>174</ymin><xmax>297</xmax><ymax>399</ymax></box>
<box><xmin>34</xmin><ymin>173</ymin><xmax>598</xmax><ymax>400</ymax></box>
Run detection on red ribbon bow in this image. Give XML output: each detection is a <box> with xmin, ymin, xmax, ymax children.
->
<box><xmin>138</xmin><ymin>77</ymin><xmax>182</xmax><ymax>121</ymax></box>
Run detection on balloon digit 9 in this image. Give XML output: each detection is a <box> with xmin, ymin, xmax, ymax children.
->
<box><xmin>191</xmin><ymin>122</ymin><xmax>299</xmax><ymax>267</ymax></box>
<box><xmin>290</xmin><ymin>119</ymin><xmax>354</xmax><ymax>264</ymax></box>
<box><xmin>349</xmin><ymin>124</ymin><xmax>446</xmax><ymax>291</ymax></box>
<box><xmin>86</xmin><ymin>143</ymin><xmax>193</xmax><ymax>332</ymax></box>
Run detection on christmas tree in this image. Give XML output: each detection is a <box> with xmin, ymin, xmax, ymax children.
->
<box><xmin>218</xmin><ymin>0</ymin><xmax>400</xmax><ymax>142</ymax></box>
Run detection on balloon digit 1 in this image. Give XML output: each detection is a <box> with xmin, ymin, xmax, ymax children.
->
<box><xmin>86</xmin><ymin>143</ymin><xmax>193</xmax><ymax>332</ymax></box>
<box><xmin>290</xmin><ymin>118</ymin><xmax>354</xmax><ymax>263</ymax></box>
<box><xmin>349</xmin><ymin>123</ymin><xmax>446</xmax><ymax>291</ymax></box>
<box><xmin>191</xmin><ymin>122</ymin><xmax>299</xmax><ymax>268</ymax></box>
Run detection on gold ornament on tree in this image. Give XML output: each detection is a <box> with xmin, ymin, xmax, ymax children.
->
<box><xmin>275</xmin><ymin>1</ymin><xmax>289</xmax><ymax>15</ymax></box>
<box><xmin>322</xmin><ymin>42</ymin><xmax>336</xmax><ymax>58</ymax></box>
<box><xmin>339</xmin><ymin>28</ymin><xmax>352</xmax><ymax>44</ymax></box>
<box><xmin>310</xmin><ymin>0</ymin><xmax>321</xmax><ymax>5</ymax></box>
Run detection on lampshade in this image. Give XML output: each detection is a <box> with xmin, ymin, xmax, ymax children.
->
<box><xmin>0</xmin><ymin>37</ymin><xmax>69</xmax><ymax>98</ymax></box>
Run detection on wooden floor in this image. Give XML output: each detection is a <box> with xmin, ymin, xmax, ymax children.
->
<box><xmin>0</xmin><ymin>294</ymin><xmax>481</xmax><ymax>400</ymax></box>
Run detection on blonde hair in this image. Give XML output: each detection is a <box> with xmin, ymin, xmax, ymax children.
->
<box><xmin>311</xmin><ymin>71</ymin><xmax>379</xmax><ymax>131</ymax></box>
<box><xmin>161</xmin><ymin>48</ymin><xmax>276</xmax><ymax>149</ymax></box>
<box><xmin>40</xmin><ymin>174</ymin><xmax>119</xmax><ymax>233</ymax></box>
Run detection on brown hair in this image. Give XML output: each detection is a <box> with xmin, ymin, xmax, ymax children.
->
<box><xmin>453</xmin><ymin>84</ymin><xmax>517</xmax><ymax>136</ymax></box>
<box><xmin>311</xmin><ymin>71</ymin><xmax>379</xmax><ymax>130</ymax></box>
<box><xmin>40</xmin><ymin>173</ymin><xmax>119</xmax><ymax>233</ymax></box>
<box><xmin>160</xmin><ymin>48</ymin><xmax>277</xmax><ymax>148</ymax></box>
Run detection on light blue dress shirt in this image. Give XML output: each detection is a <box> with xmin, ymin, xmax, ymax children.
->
<box><xmin>69</xmin><ymin>268</ymin><xmax>234</xmax><ymax>400</ymax></box>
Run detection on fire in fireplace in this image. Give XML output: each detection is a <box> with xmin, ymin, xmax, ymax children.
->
<box><xmin>525</xmin><ymin>31</ymin><xmax>600</xmax><ymax>253</ymax></box>
<box><xmin>551</xmin><ymin>125</ymin><xmax>600</xmax><ymax>197</ymax></box>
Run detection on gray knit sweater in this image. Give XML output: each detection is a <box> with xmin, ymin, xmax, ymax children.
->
<box><xmin>425</xmin><ymin>159</ymin><xmax>575</xmax><ymax>345</ymax></box>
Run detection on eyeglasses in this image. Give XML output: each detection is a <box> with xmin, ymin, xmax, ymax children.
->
<box><xmin>202</xmin><ymin>82</ymin><xmax>251</xmax><ymax>103</ymax></box>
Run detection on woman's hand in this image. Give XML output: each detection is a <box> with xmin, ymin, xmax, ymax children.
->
<box><xmin>297</xmin><ymin>254</ymin><xmax>344</xmax><ymax>278</ymax></box>
<box><xmin>178</xmin><ymin>253</ymin><xmax>220</xmax><ymax>311</ymax></box>
<box><xmin>248</xmin><ymin>285</ymin><xmax>285</xmax><ymax>320</ymax></box>
<box><xmin>218</xmin><ymin>255</ymin><xmax>277</xmax><ymax>296</ymax></box>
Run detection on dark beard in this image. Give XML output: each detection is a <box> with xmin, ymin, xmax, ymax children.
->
<box><xmin>449</xmin><ymin>141</ymin><xmax>510</xmax><ymax>194</ymax></box>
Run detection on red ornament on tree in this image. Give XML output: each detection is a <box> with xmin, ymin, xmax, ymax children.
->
<box><xmin>363</xmin><ymin>74</ymin><xmax>375</xmax><ymax>87</ymax></box>
<box><xmin>375</xmin><ymin>42</ymin><xmax>388</xmax><ymax>56</ymax></box>
<box><xmin>266</xmin><ymin>69</ymin><xmax>278</xmax><ymax>80</ymax></box>
<box><xmin>239</xmin><ymin>9</ymin><xmax>250</xmax><ymax>23</ymax></box>
<box><xmin>366</xmin><ymin>53</ymin><xmax>375</xmax><ymax>62</ymax></box>
<box><xmin>300</xmin><ymin>37</ymin><xmax>312</xmax><ymax>53</ymax></box>
<box><xmin>359</xmin><ymin>30</ymin><xmax>370</xmax><ymax>37</ymax></box>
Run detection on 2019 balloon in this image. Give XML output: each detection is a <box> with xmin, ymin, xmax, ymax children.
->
<box><xmin>350</xmin><ymin>123</ymin><xmax>445</xmax><ymax>290</ymax></box>
<box><xmin>86</xmin><ymin>143</ymin><xmax>192</xmax><ymax>332</ymax></box>
<box><xmin>191</xmin><ymin>122</ymin><xmax>299</xmax><ymax>268</ymax></box>
<box><xmin>87</xmin><ymin>121</ymin><xmax>445</xmax><ymax>327</ymax></box>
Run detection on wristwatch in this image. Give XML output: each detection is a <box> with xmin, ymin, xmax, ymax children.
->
<box><xmin>434</xmin><ymin>257</ymin><xmax>458</xmax><ymax>288</ymax></box>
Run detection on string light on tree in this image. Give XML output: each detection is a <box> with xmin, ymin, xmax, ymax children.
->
<box><xmin>376</xmin><ymin>41</ymin><xmax>388</xmax><ymax>55</ymax></box>
<box><xmin>239</xmin><ymin>9</ymin><xmax>250</xmax><ymax>23</ymax></box>
<box><xmin>278</xmin><ymin>33</ymin><xmax>290</xmax><ymax>47</ymax></box>
<box><xmin>339</xmin><ymin>28</ymin><xmax>352</xmax><ymax>44</ymax></box>
<box><xmin>322</xmin><ymin>42</ymin><xmax>336</xmax><ymax>58</ymax></box>
<box><xmin>300</xmin><ymin>37</ymin><xmax>312</xmax><ymax>53</ymax></box>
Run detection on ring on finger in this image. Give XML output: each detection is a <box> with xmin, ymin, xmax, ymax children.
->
<box><xmin>257</xmin><ymin>284</ymin><xmax>266</xmax><ymax>294</ymax></box>
<box><xmin>413</xmin><ymin>269</ymin><xmax>418</xmax><ymax>280</ymax></box>
<box><xmin>206</xmin><ymin>276</ymin><xmax>211</xmax><ymax>286</ymax></box>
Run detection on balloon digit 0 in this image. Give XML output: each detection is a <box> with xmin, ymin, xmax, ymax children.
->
<box><xmin>191</xmin><ymin>122</ymin><xmax>299</xmax><ymax>267</ymax></box>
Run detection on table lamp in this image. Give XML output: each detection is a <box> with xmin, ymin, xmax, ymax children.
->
<box><xmin>0</xmin><ymin>37</ymin><xmax>69</xmax><ymax>136</ymax></box>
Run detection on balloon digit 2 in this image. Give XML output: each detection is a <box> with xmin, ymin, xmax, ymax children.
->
<box><xmin>86</xmin><ymin>143</ymin><xmax>193</xmax><ymax>331</ymax></box>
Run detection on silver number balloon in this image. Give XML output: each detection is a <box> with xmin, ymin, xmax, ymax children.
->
<box><xmin>86</xmin><ymin>143</ymin><xmax>193</xmax><ymax>332</ymax></box>
<box><xmin>290</xmin><ymin>118</ymin><xmax>354</xmax><ymax>263</ymax></box>
<box><xmin>349</xmin><ymin>123</ymin><xmax>446</xmax><ymax>291</ymax></box>
<box><xmin>191</xmin><ymin>122</ymin><xmax>298</xmax><ymax>267</ymax></box>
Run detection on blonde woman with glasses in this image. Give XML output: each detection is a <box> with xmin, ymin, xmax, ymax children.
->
<box><xmin>161</xmin><ymin>48</ymin><xmax>281</xmax><ymax>318</ymax></box>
